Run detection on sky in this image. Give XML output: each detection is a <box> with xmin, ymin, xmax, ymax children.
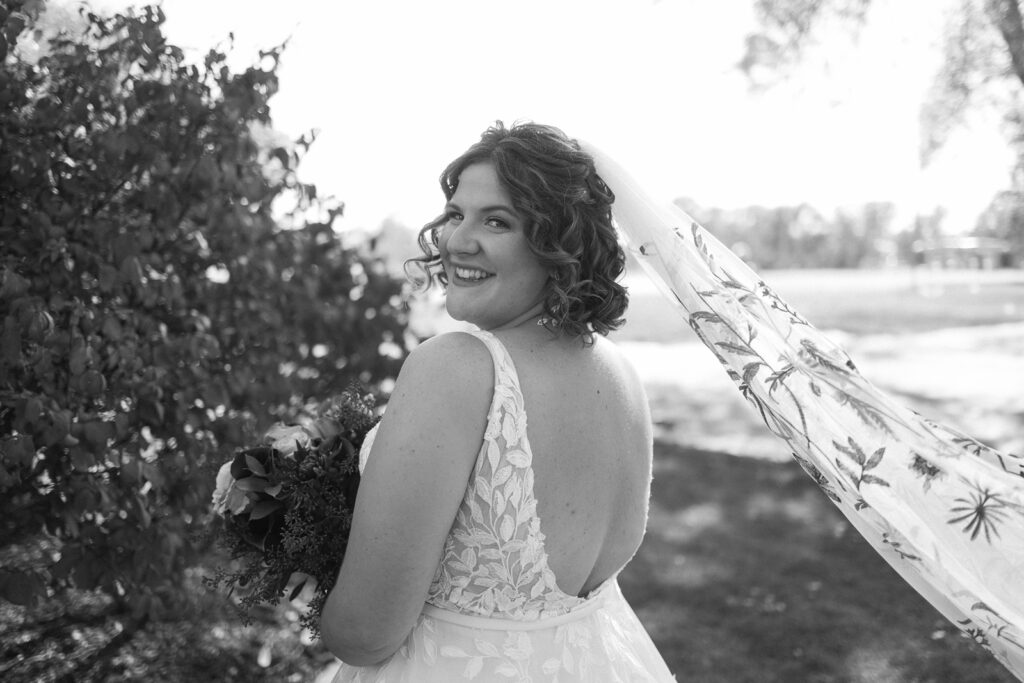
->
<box><xmin>55</xmin><ymin>0</ymin><xmax>1019</xmax><ymax>236</ymax></box>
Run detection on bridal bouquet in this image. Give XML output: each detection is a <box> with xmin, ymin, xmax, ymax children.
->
<box><xmin>204</xmin><ymin>388</ymin><xmax>378</xmax><ymax>638</ymax></box>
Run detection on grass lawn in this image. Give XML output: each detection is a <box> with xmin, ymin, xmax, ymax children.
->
<box><xmin>623</xmin><ymin>443</ymin><xmax>1017</xmax><ymax>682</ymax></box>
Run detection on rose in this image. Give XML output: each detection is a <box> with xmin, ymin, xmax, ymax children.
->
<box><xmin>211</xmin><ymin>461</ymin><xmax>250</xmax><ymax>515</ymax></box>
<box><xmin>308</xmin><ymin>417</ymin><xmax>341</xmax><ymax>442</ymax></box>
<box><xmin>263</xmin><ymin>423</ymin><xmax>313</xmax><ymax>456</ymax></box>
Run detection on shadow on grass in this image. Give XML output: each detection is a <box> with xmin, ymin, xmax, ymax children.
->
<box><xmin>5</xmin><ymin>441</ymin><xmax>1018</xmax><ymax>682</ymax></box>
<box><xmin>622</xmin><ymin>441</ymin><xmax>1017</xmax><ymax>683</ymax></box>
<box><xmin>0</xmin><ymin>549</ymin><xmax>335</xmax><ymax>682</ymax></box>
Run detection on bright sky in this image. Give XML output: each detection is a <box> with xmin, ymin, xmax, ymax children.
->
<box><xmin>77</xmin><ymin>0</ymin><xmax>1017</xmax><ymax>234</ymax></box>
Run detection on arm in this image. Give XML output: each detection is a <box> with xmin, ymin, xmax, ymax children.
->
<box><xmin>320</xmin><ymin>332</ymin><xmax>492</xmax><ymax>665</ymax></box>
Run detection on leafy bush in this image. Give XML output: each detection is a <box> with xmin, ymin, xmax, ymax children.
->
<box><xmin>0</xmin><ymin>1</ymin><xmax>410</xmax><ymax>618</ymax></box>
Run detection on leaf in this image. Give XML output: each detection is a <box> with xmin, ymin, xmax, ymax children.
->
<box><xmin>0</xmin><ymin>270</ymin><xmax>29</xmax><ymax>299</ymax></box>
<box><xmin>469</xmin><ymin>499</ymin><xmax>484</xmax><ymax>525</ymax></box>
<box><xmin>21</xmin><ymin>397</ymin><xmax>42</xmax><ymax>428</ymax></box>
<box><xmin>864</xmin><ymin>447</ymin><xmax>885</xmax><ymax>471</ymax></box>
<box><xmin>506</xmin><ymin>450</ymin><xmax>530</xmax><ymax>468</ymax></box>
<box><xmin>767</xmin><ymin>365</ymin><xmax>796</xmax><ymax>394</ymax></box>
<box><xmin>495</xmin><ymin>663</ymin><xmax>519</xmax><ymax>677</ymax></box>
<box><xmin>234</xmin><ymin>476</ymin><xmax>269</xmax><ymax>492</ymax></box>
<box><xmin>487</xmin><ymin>441</ymin><xmax>500</xmax><ymax>472</ymax></box>
<box><xmin>715</xmin><ymin>341</ymin><xmax>757</xmax><ymax>356</ymax></box>
<box><xmin>101</xmin><ymin>314</ymin><xmax>122</xmax><ymax>340</ymax></box>
<box><xmin>249</xmin><ymin>499</ymin><xmax>282</xmax><ymax>520</ymax></box>
<box><xmin>475</xmin><ymin>639</ymin><xmax>500</xmax><ymax>657</ymax></box>
<box><xmin>861</xmin><ymin>474</ymin><xmax>891</xmax><ymax>488</ymax></box>
<box><xmin>492</xmin><ymin>465</ymin><xmax>512</xmax><ymax>487</ymax></box>
<box><xmin>70</xmin><ymin>448</ymin><xmax>96</xmax><ymax>470</ymax></box>
<box><xmin>464</xmin><ymin>657</ymin><xmax>483</xmax><ymax>679</ymax></box>
<box><xmin>742</xmin><ymin>362</ymin><xmax>764</xmax><ymax>385</ymax></box>
<box><xmin>244</xmin><ymin>454</ymin><xmax>267</xmax><ymax>477</ymax></box>
<box><xmin>83</xmin><ymin>421</ymin><xmax>112</xmax><ymax>452</ymax></box>
<box><xmin>835</xmin><ymin>458</ymin><xmax>859</xmax><ymax>487</ymax></box>
<box><xmin>689</xmin><ymin>311</ymin><xmax>723</xmax><ymax>324</ymax></box>
<box><xmin>288</xmin><ymin>579</ymin><xmax>306</xmax><ymax>601</ymax></box>
<box><xmin>833</xmin><ymin>437</ymin><xmax>865</xmax><ymax>466</ymax></box>
<box><xmin>501</xmin><ymin>413</ymin><xmax>517</xmax><ymax>446</ymax></box>
<box><xmin>0</xmin><ymin>569</ymin><xmax>42</xmax><ymax>607</ymax></box>
<box><xmin>1</xmin><ymin>319</ymin><xmax>21</xmax><ymax>366</ymax></box>
<box><xmin>98</xmin><ymin>265</ymin><xmax>119</xmax><ymax>293</ymax></box>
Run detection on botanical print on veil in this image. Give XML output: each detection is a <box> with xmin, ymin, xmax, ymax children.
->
<box><xmin>626</xmin><ymin>217</ymin><xmax>1024</xmax><ymax>678</ymax></box>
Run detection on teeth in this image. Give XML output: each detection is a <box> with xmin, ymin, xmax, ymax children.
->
<box><xmin>454</xmin><ymin>267</ymin><xmax>492</xmax><ymax>281</ymax></box>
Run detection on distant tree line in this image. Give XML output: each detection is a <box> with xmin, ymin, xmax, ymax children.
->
<box><xmin>679</xmin><ymin>191</ymin><xmax>1024</xmax><ymax>269</ymax></box>
<box><xmin>675</xmin><ymin>198</ymin><xmax>898</xmax><ymax>269</ymax></box>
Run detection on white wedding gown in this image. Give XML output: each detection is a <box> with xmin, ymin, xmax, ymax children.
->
<box><xmin>331</xmin><ymin>329</ymin><xmax>675</xmax><ymax>682</ymax></box>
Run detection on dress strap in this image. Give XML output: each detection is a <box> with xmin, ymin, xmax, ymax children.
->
<box><xmin>464</xmin><ymin>329</ymin><xmax>523</xmax><ymax>396</ymax></box>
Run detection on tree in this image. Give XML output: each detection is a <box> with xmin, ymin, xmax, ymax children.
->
<box><xmin>0</xmin><ymin>1</ymin><xmax>410</xmax><ymax>619</ymax></box>
<box><xmin>976</xmin><ymin>189</ymin><xmax>1024</xmax><ymax>259</ymax></box>
<box><xmin>676</xmin><ymin>198</ymin><xmax>891</xmax><ymax>268</ymax></box>
<box><xmin>741</xmin><ymin>0</ymin><xmax>1024</xmax><ymax>165</ymax></box>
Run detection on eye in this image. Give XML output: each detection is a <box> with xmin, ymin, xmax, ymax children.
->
<box><xmin>485</xmin><ymin>216</ymin><xmax>511</xmax><ymax>230</ymax></box>
<box><xmin>445</xmin><ymin>209</ymin><xmax>464</xmax><ymax>223</ymax></box>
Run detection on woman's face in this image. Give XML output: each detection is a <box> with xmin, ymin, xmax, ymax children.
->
<box><xmin>438</xmin><ymin>162</ymin><xmax>550</xmax><ymax>331</ymax></box>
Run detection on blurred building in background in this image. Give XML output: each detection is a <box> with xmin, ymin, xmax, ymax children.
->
<box><xmin>913</xmin><ymin>236</ymin><xmax>1017</xmax><ymax>269</ymax></box>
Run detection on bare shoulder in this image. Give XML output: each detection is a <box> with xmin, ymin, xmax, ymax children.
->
<box><xmin>387</xmin><ymin>331</ymin><xmax>494</xmax><ymax>427</ymax></box>
<box><xmin>591</xmin><ymin>335</ymin><xmax>645</xmax><ymax>389</ymax></box>
<box><xmin>408</xmin><ymin>330</ymin><xmax>492</xmax><ymax>365</ymax></box>
<box><xmin>397</xmin><ymin>331</ymin><xmax>493</xmax><ymax>393</ymax></box>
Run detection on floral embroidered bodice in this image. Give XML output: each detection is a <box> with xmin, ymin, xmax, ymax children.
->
<box><xmin>359</xmin><ymin>329</ymin><xmax>592</xmax><ymax>620</ymax></box>
<box><xmin>425</xmin><ymin>330</ymin><xmax>590</xmax><ymax>619</ymax></box>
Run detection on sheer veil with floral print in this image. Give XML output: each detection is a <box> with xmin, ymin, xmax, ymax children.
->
<box><xmin>581</xmin><ymin>140</ymin><xmax>1024</xmax><ymax>681</ymax></box>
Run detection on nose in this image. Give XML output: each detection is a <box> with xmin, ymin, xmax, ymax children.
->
<box><xmin>442</xmin><ymin>218</ymin><xmax>480</xmax><ymax>256</ymax></box>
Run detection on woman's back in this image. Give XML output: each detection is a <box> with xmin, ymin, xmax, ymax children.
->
<box><xmin>325</xmin><ymin>121</ymin><xmax>675</xmax><ymax>680</ymax></box>
<box><xmin>494</xmin><ymin>328</ymin><xmax>653</xmax><ymax>598</ymax></box>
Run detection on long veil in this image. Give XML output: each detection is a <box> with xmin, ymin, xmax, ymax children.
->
<box><xmin>582</xmin><ymin>142</ymin><xmax>1024</xmax><ymax>679</ymax></box>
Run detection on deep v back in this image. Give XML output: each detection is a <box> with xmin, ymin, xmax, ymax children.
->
<box><xmin>423</xmin><ymin>329</ymin><xmax>616</xmax><ymax>620</ymax></box>
<box><xmin>339</xmin><ymin>329</ymin><xmax>677</xmax><ymax>682</ymax></box>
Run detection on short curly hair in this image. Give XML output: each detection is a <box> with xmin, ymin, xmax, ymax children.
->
<box><xmin>406</xmin><ymin>121</ymin><xmax>628</xmax><ymax>340</ymax></box>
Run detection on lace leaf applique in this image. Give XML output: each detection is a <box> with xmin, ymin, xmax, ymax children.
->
<box><xmin>426</xmin><ymin>330</ymin><xmax>585</xmax><ymax>620</ymax></box>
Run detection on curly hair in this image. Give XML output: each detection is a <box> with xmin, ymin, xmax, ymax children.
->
<box><xmin>405</xmin><ymin>121</ymin><xmax>628</xmax><ymax>340</ymax></box>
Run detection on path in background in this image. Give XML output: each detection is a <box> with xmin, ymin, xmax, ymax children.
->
<box><xmin>620</xmin><ymin>323</ymin><xmax>1024</xmax><ymax>461</ymax></box>
<box><xmin>614</xmin><ymin>267</ymin><xmax>1024</xmax><ymax>459</ymax></box>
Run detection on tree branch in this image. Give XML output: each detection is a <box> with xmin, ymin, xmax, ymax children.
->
<box><xmin>987</xmin><ymin>0</ymin><xmax>1024</xmax><ymax>88</ymax></box>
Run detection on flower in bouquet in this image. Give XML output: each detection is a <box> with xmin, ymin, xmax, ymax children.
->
<box><xmin>204</xmin><ymin>388</ymin><xmax>379</xmax><ymax>638</ymax></box>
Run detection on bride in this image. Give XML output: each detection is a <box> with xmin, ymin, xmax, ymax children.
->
<box><xmin>320</xmin><ymin>120</ymin><xmax>1024</xmax><ymax>681</ymax></box>
<box><xmin>321</xmin><ymin>121</ymin><xmax>676</xmax><ymax>680</ymax></box>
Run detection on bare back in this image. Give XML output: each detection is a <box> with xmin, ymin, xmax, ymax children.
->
<box><xmin>492</xmin><ymin>328</ymin><xmax>653</xmax><ymax>598</ymax></box>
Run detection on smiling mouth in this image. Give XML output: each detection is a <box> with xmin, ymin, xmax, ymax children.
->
<box><xmin>451</xmin><ymin>266</ymin><xmax>494</xmax><ymax>283</ymax></box>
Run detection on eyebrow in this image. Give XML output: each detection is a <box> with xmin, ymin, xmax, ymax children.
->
<box><xmin>445</xmin><ymin>200</ymin><xmax>520</xmax><ymax>217</ymax></box>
